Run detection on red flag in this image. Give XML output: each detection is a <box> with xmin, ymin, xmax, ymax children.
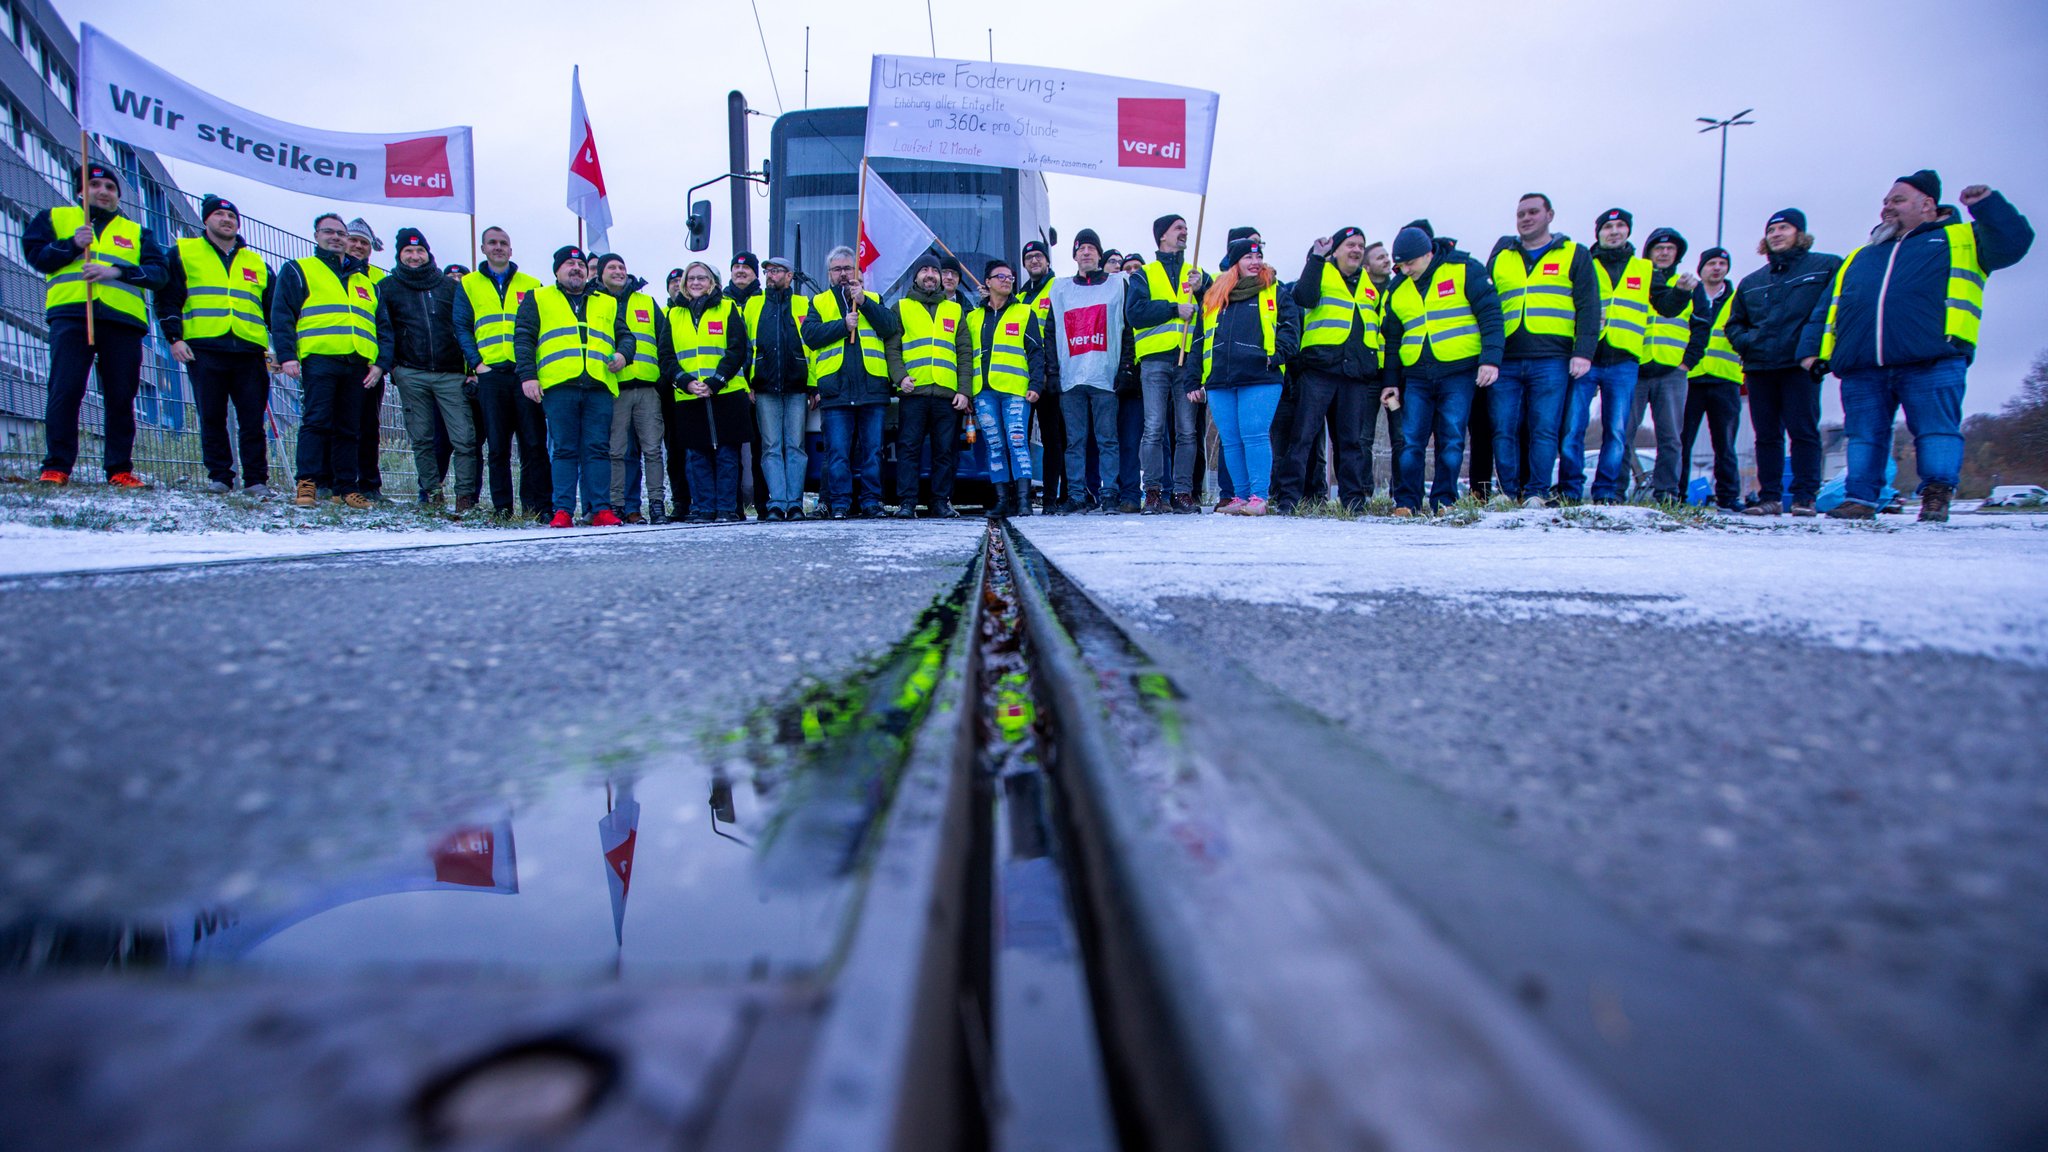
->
<box><xmin>566</xmin><ymin>66</ymin><xmax>612</xmax><ymax>250</ymax></box>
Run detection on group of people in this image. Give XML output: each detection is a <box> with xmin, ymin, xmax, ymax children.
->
<box><xmin>24</xmin><ymin>164</ymin><xmax>2031</xmax><ymax>526</ymax></box>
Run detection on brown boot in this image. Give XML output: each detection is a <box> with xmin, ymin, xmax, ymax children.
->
<box><xmin>1742</xmin><ymin>500</ymin><xmax>1782</xmax><ymax>517</ymax></box>
<box><xmin>1917</xmin><ymin>482</ymin><xmax>1953</xmax><ymax>523</ymax></box>
<box><xmin>295</xmin><ymin>479</ymin><xmax>318</xmax><ymax>507</ymax></box>
<box><xmin>454</xmin><ymin>495</ymin><xmax>477</xmax><ymax>514</ymax></box>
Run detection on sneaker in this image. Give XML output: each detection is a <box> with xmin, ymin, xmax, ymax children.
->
<box><xmin>719</xmin><ymin>511</ymin><xmax>747</xmax><ymax>523</ymax></box>
<box><xmin>1790</xmin><ymin>500</ymin><xmax>1817</xmax><ymax>517</ymax></box>
<box><xmin>245</xmin><ymin>483</ymin><xmax>272</xmax><ymax>499</ymax></box>
<box><xmin>1215</xmin><ymin>498</ymin><xmax>1248</xmax><ymax>516</ymax></box>
<box><xmin>1742</xmin><ymin>501</ymin><xmax>1782</xmax><ymax>517</ymax></box>
<box><xmin>339</xmin><ymin>492</ymin><xmax>373</xmax><ymax>510</ymax></box>
<box><xmin>1392</xmin><ymin>507</ymin><xmax>1415</xmax><ymax>518</ymax></box>
<box><xmin>825</xmin><ymin>507</ymin><xmax>848</xmax><ymax>520</ymax></box>
<box><xmin>37</xmin><ymin>469</ymin><xmax>69</xmax><ymax>485</ymax></box>
<box><xmin>1170</xmin><ymin>493</ymin><xmax>1198</xmax><ymax>515</ymax></box>
<box><xmin>591</xmin><ymin>509</ymin><xmax>624</xmax><ymax>527</ymax></box>
<box><xmin>648</xmin><ymin>499</ymin><xmax>666</xmax><ymax>524</ymax></box>
<box><xmin>622</xmin><ymin>511</ymin><xmax>646</xmax><ymax>524</ymax></box>
<box><xmin>295</xmin><ymin>479</ymin><xmax>318</xmax><ymax>506</ymax></box>
<box><xmin>1244</xmin><ymin>497</ymin><xmax>1268</xmax><ymax>516</ymax></box>
<box><xmin>1057</xmin><ymin>498</ymin><xmax>1093</xmax><ymax>516</ymax></box>
<box><xmin>1826</xmin><ymin>501</ymin><xmax>1877</xmax><ymax>520</ymax></box>
<box><xmin>549</xmin><ymin>510</ymin><xmax>575</xmax><ymax>528</ymax></box>
<box><xmin>1521</xmin><ymin>495</ymin><xmax>1547</xmax><ymax>509</ymax></box>
<box><xmin>858</xmin><ymin>505</ymin><xmax>885</xmax><ymax>519</ymax></box>
<box><xmin>107</xmin><ymin>472</ymin><xmax>147</xmax><ymax>489</ymax></box>
<box><xmin>931</xmin><ymin>502</ymin><xmax>962</xmax><ymax>519</ymax></box>
<box><xmin>206</xmin><ymin>480</ymin><xmax>232</xmax><ymax>494</ymax></box>
<box><xmin>892</xmin><ymin>504</ymin><xmax>919</xmax><ymax>519</ymax></box>
<box><xmin>1917</xmin><ymin>482</ymin><xmax>1953</xmax><ymax>523</ymax></box>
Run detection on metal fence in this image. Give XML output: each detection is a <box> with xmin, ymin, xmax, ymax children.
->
<box><xmin>0</xmin><ymin>136</ymin><xmax>421</xmax><ymax>492</ymax></box>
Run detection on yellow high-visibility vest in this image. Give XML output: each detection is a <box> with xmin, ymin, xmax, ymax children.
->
<box><xmin>44</xmin><ymin>205</ymin><xmax>146</xmax><ymax>324</ymax></box>
<box><xmin>809</xmin><ymin>288</ymin><xmax>889</xmax><ymax>380</ymax></box>
<box><xmin>1819</xmin><ymin>222</ymin><xmax>1986</xmax><ymax>361</ymax></box>
<box><xmin>667</xmin><ymin>297</ymin><xmax>747</xmax><ymax>401</ymax></box>
<box><xmin>1299</xmin><ymin>261</ymin><xmax>1385</xmax><ymax>362</ymax></box>
<box><xmin>1593</xmin><ymin>255</ymin><xmax>1655</xmax><ymax>359</ymax></box>
<box><xmin>1386</xmin><ymin>262</ymin><xmax>1482</xmax><ymax>367</ymax></box>
<box><xmin>176</xmin><ymin>236</ymin><xmax>268</xmax><ymax>347</ymax></box>
<box><xmin>897</xmin><ymin>297</ymin><xmax>970</xmax><ymax>392</ymax></box>
<box><xmin>462</xmin><ymin>267</ymin><xmax>543</xmax><ymax>366</ymax></box>
<box><xmin>1491</xmin><ymin>240</ymin><xmax>1577</xmax><ymax>340</ymax></box>
<box><xmin>291</xmin><ymin>255</ymin><xmax>378</xmax><ymax>359</ymax></box>
<box><xmin>533</xmin><ymin>286</ymin><xmax>618</xmax><ymax>392</ymax></box>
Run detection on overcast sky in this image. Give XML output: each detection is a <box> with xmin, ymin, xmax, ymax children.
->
<box><xmin>62</xmin><ymin>0</ymin><xmax>2047</xmax><ymax>415</ymax></box>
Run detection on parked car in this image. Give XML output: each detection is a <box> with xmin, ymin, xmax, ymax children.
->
<box><xmin>1982</xmin><ymin>484</ymin><xmax>2048</xmax><ymax>508</ymax></box>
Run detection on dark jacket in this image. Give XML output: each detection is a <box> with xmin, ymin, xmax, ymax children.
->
<box><xmin>1123</xmin><ymin>250</ymin><xmax>1210</xmax><ymax>364</ymax></box>
<box><xmin>452</xmin><ymin>261</ymin><xmax>530</xmax><ymax>371</ymax></box>
<box><xmin>724</xmin><ymin>280</ymin><xmax>760</xmax><ymax>309</ymax></box>
<box><xmin>971</xmin><ymin>298</ymin><xmax>1047</xmax><ymax>396</ymax></box>
<box><xmin>1379</xmin><ymin>240</ymin><xmax>1505</xmax><ymax>384</ymax></box>
<box><xmin>383</xmin><ymin>260</ymin><xmax>467</xmax><ymax>374</ymax></box>
<box><xmin>268</xmin><ymin>248</ymin><xmax>394</xmax><ymax>369</ymax></box>
<box><xmin>887</xmin><ymin>283</ymin><xmax>976</xmax><ymax>398</ymax></box>
<box><xmin>1290</xmin><ymin>252</ymin><xmax>1388</xmax><ymax>381</ymax></box>
<box><xmin>1182</xmin><ymin>273</ymin><xmax>1300</xmax><ymax>390</ymax></box>
<box><xmin>1800</xmin><ymin>191</ymin><xmax>2034</xmax><ymax>373</ymax></box>
<box><xmin>154</xmin><ymin>235</ymin><xmax>274</xmax><ymax>354</ymax></box>
<box><xmin>511</xmin><ymin>280</ymin><xmax>635</xmax><ymax>385</ymax></box>
<box><xmin>1588</xmin><ymin>242</ymin><xmax>1692</xmax><ymax>366</ymax></box>
<box><xmin>1723</xmin><ymin>244</ymin><xmax>1841</xmax><ymax>371</ymax></box>
<box><xmin>1021</xmin><ymin>270</ymin><xmax>1060</xmax><ymax>389</ymax></box>
<box><xmin>1486</xmin><ymin>234</ymin><xmax>1599</xmax><ymax>362</ymax></box>
<box><xmin>25</xmin><ymin>203</ymin><xmax>169</xmax><ymax>331</ymax></box>
<box><xmin>745</xmin><ymin>285</ymin><xmax>808</xmax><ymax>393</ymax></box>
<box><xmin>800</xmin><ymin>284</ymin><xmax>903</xmax><ymax>408</ymax></box>
<box><xmin>1683</xmin><ymin>282</ymin><xmax>1736</xmax><ymax>369</ymax></box>
<box><xmin>660</xmin><ymin>291</ymin><xmax>749</xmax><ymax>389</ymax></box>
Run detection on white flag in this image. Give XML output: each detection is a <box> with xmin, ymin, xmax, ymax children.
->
<box><xmin>566</xmin><ymin>66</ymin><xmax>612</xmax><ymax>251</ymax></box>
<box><xmin>857</xmin><ymin>165</ymin><xmax>937</xmax><ymax>296</ymax></box>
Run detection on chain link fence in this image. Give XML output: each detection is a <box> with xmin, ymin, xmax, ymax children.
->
<box><xmin>1</xmin><ymin>137</ymin><xmax>422</xmax><ymax>493</ymax></box>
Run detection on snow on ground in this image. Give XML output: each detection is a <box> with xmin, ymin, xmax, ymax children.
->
<box><xmin>1016</xmin><ymin>508</ymin><xmax>2048</xmax><ymax>667</ymax></box>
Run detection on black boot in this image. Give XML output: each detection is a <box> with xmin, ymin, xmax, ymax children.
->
<box><xmin>1012</xmin><ymin>480</ymin><xmax>1035</xmax><ymax>516</ymax></box>
<box><xmin>990</xmin><ymin>484</ymin><xmax>1016</xmax><ymax>519</ymax></box>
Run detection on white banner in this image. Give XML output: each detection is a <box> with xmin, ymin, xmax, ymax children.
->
<box><xmin>865</xmin><ymin>56</ymin><xmax>1218</xmax><ymax>195</ymax></box>
<box><xmin>79</xmin><ymin>24</ymin><xmax>474</xmax><ymax>213</ymax></box>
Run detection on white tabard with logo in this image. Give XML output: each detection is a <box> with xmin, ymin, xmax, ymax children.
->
<box><xmin>1047</xmin><ymin>273</ymin><xmax>1130</xmax><ymax>392</ymax></box>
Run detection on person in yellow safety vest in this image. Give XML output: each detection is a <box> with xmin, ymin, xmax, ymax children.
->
<box><xmin>456</xmin><ymin>226</ymin><xmax>551</xmax><ymax>520</ymax></box>
<box><xmin>590</xmin><ymin>253</ymin><xmax>670</xmax><ymax>524</ymax></box>
<box><xmin>889</xmin><ymin>253</ymin><xmax>976</xmax><ymax>519</ymax></box>
<box><xmin>743</xmin><ymin>255</ymin><xmax>814</xmax><ymax>521</ymax></box>
<box><xmin>1560</xmin><ymin>207</ymin><xmax>1690</xmax><ymax>503</ymax></box>
<box><xmin>512</xmin><ymin>245</ymin><xmax>633</xmax><ymax>528</ymax></box>
<box><xmin>340</xmin><ymin>219</ymin><xmax>394</xmax><ymax>500</ymax></box>
<box><xmin>1017</xmin><ymin>239</ymin><xmax>1065</xmax><ymax>513</ymax></box>
<box><xmin>1485</xmin><ymin>192</ymin><xmax>1601</xmax><ymax>507</ymax></box>
<box><xmin>26</xmin><ymin>162</ymin><xmax>169</xmax><ymax>487</ymax></box>
<box><xmin>1380</xmin><ymin>226</ymin><xmax>1505</xmax><ymax>516</ymax></box>
<box><xmin>1679</xmin><ymin>247</ymin><xmax>1745</xmax><ymax>513</ymax></box>
<box><xmin>667</xmin><ymin>261</ymin><xmax>754</xmax><ymax>523</ymax></box>
<box><xmin>1625</xmin><ymin>227</ymin><xmax>1703</xmax><ymax>503</ymax></box>
<box><xmin>1807</xmin><ymin>170</ymin><xmax>2034</xmax><ymax>523</ymax></box>
<box><xmin>799</xmin><ymin>244</ymin><xmax>903</xmax><ymax>518</ymax></box>
<box><xmin>1124</xmin><ymin>213</ymin><xmax>1210</xmax><ymax>514</ymax></box>
<box><xmin>970</xmin><ymin>256</ymin><xmax>1046</xmax><ymax>519</ymax></box>
<box><xmin>154</xmin><ymin>194</ymin><xmax>273</xmax><ymax>496</ymax></box>
<box><xmin>268</xmin><ymin>210</ymin><xmax>394</xmax><ymax>509</ymax></box>
<box><xmin>1272</xmin><ymin>225</ymin><xmax>1391</xmax><ymax>514</ymax></box>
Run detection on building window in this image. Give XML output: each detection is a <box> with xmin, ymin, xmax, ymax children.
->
<box><xmin>0</xmin><ymin>205</ymin><xmax>25</xmax><ymax>263</ymax></box>
<box><xmin>46</xmin><ymin>59</ymin><xmax>75</xmax><ymax>116</ymax></box>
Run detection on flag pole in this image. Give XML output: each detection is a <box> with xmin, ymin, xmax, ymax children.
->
<box><xmin>79</xmin><ymin>130</ymin><xmax>95</xmax><ymax>347</ymax></box>
<box><xmin>925</xmin><ymin>233</ymin><xmax>983</xmax><ymax>293</ymax></box>
<box><xmin>577</xmin><ymin>217</ymin><xmax>584</xmax><ymax>251</ymax></box>
<box><xmin>469</xmin><ymin>213</ymin><xmax>477</xmax><ymax>267</ymax></box>
<box><xmin>1176</xmin><ymin>193</ymin><xmax>1208</xmax><ymax>366</ymax></box>
<box><xmin>852</xmin><ymin>159</ymin><xmax>868</xmax><ymax>345</ymax></box>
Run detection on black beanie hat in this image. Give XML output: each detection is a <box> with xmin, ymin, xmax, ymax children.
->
<box><xmin>394</xmin><ymin>226</ymin><xmax>431</xmax><ymax>255</ymax></box>
<box><xmin>1153</xmin><ymin>214</ymin><xmax>1185</xmax><ymax>245</ymax></box>
<box><xmin>731</xmin><ymin>251</ymin><xmax>760</xmax><ymax>273</ymax></box>
<box><xmin>1101</xmin><ymin>250</ymin><xmax>1123</xmax><ymax>267</ymax></box>
<box><xmin>1696</xmin><ymin>246</ymin><xmax>1731</xmax><ymax>271</ymax></box>
<box><xmin>553</xmin><ymin>245</ymin><xmax>587</xmax><ymax>274</ymax></box>
<box><xmin>444</xmin><ymin>263</ymin><xmax>471</xmax><ymax>277</ymax></box>
<box><xmin>1072</xmin><ymin>228</ymin><xmax>1102</xmax><ymax>256</ymax></box>
<box><xmin>1226</xmin><ymin>225</ymin><xmax>1259</xmax><ymax>245</ymax></box>
<box><xmin>1596</xmin><ymin>207</ymin><xmax>1633</xmax><ymax>233</ymax></box>
<box><xmin>1327</xmin><ymin>226</ymin><xmax>1365</xmax><ymax>252</ymax></box>
<box><xmin>1642</xmin><ymin>227</ymin><xmax>1688</xmax><ymax>264</ymax></box>
<box><xmin>666</xmin><ymin>266</ymin><xmax>686</xmax><ymax>284</ymax></box>
<box><xmin>82</xmin><ymin>164</ymin><xmax>119</xmax><ymax>194</ymax></box>
<box><xmin>939</xmin><ymin>253</ymin><xmax>964</xmax><ymax>274</ymax></box>
<box><xmin>1222</xmin><ymin>236</ymin><xmax>1260</xmax><ymax>271</ymax></box>
<box><xmin>1391</xmin><ymin>227</ymin><xmax>1433</xmax><ymax>264</ymax></box>
<box><xmin>590</xmin><ymin>252</ymin><xmax>626</xmax><ymax>279</ymax></box>
<box><xmin>984</xmin><ymin>258</ymin><xmax>1014</xmax><ymax>282</ymax></box>
<box><xmin>911</xmin><ymin>252</ymin><xmax>942</xmax><ymax>275</ymax></box>
<box><xmin>1403</xmin><ymin>218</ymin><xmax>1435</xmax><ymax>239</ymax></box>
<box><xmin>1767</xmin><ymin>207</ymin><xmax>1807</xmax><ymax>234</ymax></box>
<box><xmin>1896</xmin><ymin>169</ymin><xmax>1941</xmax><ymax>202</ymax></box>
<box><xmin>1021</xmin><ymin>239</ymin><xmax>1049</xmax><ymax>262</ymax></box>
<box><xmin>199</xmin><ymin>195</ymin><xmax>239</xmax><ymax>223</ymax></box>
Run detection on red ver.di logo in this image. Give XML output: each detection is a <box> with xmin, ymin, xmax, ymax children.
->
<box><xmin>1117</xmin><ymin>98</ymin><xmax>1187</xmax><ymax>169</ymax></box>
<box><xmin>385</xmin><ymin>136</ymin><xmax>453</xmax><ymax>198</ymax></box>
<box><xmin>1063</xmin><ymin>304</ymin><xmax>1109</xmax><ymax>357</ymax></box>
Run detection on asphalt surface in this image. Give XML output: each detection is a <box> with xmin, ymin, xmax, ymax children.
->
<box><xmin>0</xmin><ymin>522</ymin><xmax>983</xmax><ymax>929</ymax></box>
<box><xmin>1126</xmin><ymin>589</ymin><xmax>2048</xmax><ymax>1147</ymax></box>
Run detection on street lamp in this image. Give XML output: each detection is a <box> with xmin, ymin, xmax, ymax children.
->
<box><xmin>1697</xmin><ymin>109</ymin><xmax>1756</xmax><ymax>249</ymax></box>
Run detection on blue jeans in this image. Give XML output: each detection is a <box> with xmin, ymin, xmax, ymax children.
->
<box><xmin>1489</xmin><ymin>358</ymin><xmax>1568</xmax><ymax>499</ymax></box>
<box><xmin>1208</xmin><ymin>383</ymin><xmax>1283</xmax><ymax>500</ymax></box>
<box><xmin>1397</xmin><ymin>372</ymin><xmax>1477</xmax><ymax>511</ymax></box>
<box><xmin>686</xmin><ymin>444</ymin><xmax>742</xmax><ymax>517</ymax></box>
<box><xmin>1839</xmin><ymin>357</ymin><xmax>1967</xmax><ymax>506</ymax></box>
<box><xmin>754</xmin><ymin>392</ymin><xmax>810</xmax><ymax>512</ymax></box>
<box><xmin>975</xmin><ymin>390</ymin><xmax>1034</xmax><ymax>482</ymax></box>
<box><xmin>541</xmin><ymin>382</ymin><xmax>614</xmax><ymax>515</ymax></box>
<box><xmin>820</xmin><ymin>403</ymin><xmax>885</xmax><ymax>513</ymax></box>
<box><xmin>1116</xmin><ymin>390</ymin><xmax>1144</xmax><ymax>503</ymax></box>
<box><xmin>1559</xmin><ymin>358</ymin><xmax>1638</xmax><ymax>501</ymax></box>
<box><xmin>1061</xmin><ymin>387</ymin><xmax>1121</xmax><ymax>503</ymax></box>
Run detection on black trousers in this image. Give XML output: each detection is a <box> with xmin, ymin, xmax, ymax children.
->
<box><xmin>356</xmin><ymin>378</ymin><xmax>386</xmax><ymax>491</ymax></box>
<box><xmin>659</xmin><ymin>389</ymin><xmax>692</xmax><ymax>515</ymax></box>
<box><xmin>1273</xmin><ymin>368</ymin><xmax>1371</xmax><ymax>509</ymax></box>
<box><xmin>1744</xmin><ymin>365</ymin><xmax>1823</xmax><ymax>504</ymax></box>
<box><xmin>41</xmin><ymin>315</ymin><xmax>144</xmax><ymax>477</ymax></box>
<box><xmin>295</xmin><ymin>355</ymin><xmax>367</xmax><ymax>495</ymax></box>
<box><xmin>1682</xmin><ymin>379</ymin><xmax>1744</xmax><ymax>509</ymax></box>
<box><xmin>1034</xmin><ymin>372</ymin><xmax>1068</xmax><ymax>511</ymax></box>
<box><xmin>896</xmin><ymin>392</ymin><xmax>960</xmax><ymax>506</ymax></box>
<box><xmin>1465</xmin><ymin>386</ymin><xmax>1495</xmax><ymax>498</ymax></box>
<box><xmin>475</xmin><ymin>363</ymin><xmax>552</xmax><ymax>514</ymax></box>
<box><xmin>190</xmin><ymin>346</ymin><xmax>271</xmax><ymax>487</ymax></box>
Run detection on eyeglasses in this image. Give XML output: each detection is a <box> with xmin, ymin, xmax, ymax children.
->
<box><xmin>986</xmin><ymin>272</ymin><xmax>1014</xmax><ymax>281</ymax></box>
<box><xmin>315</xmin><ymin>227</ymin><xmax>348</xmax><ymax>237</ymax></box>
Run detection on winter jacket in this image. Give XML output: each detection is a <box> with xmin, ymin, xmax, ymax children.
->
<box><xmin>746</xmin><ymin>286</ymin><xmax>808</xmax><ymax>393</ymax></box>
<box><xmin>1723</xmin><ymin>244</ymin><xmax>1840</xmax><ymax>372</ymax></box>
<box><xmin>154</xmin><ymin>235</ymin><xmax>274</xmax><ymax>354</ymax></box>
<box><xmin>267</xmin><ymin>247</ymin><xmax>394</xmax><ymax>369</ymax></box>
<box><xmin>1379</xmin><ymin>239</ymin><xmax>1504</xmax><ymax>384</ymax></box>
<box><xmin>1291</xmin><ymin>252</ymin><xmax>1387</xmax><ymax>381</ymax></box>
<box><xmin>1487</xmin><ymin>233</ymin><xmax>1599</xmax><ymax>362</ymax></box>
<box><xmin>383</xmin><ymin>260</ymin><xmax>467</xmax><ymax>374</ymax></box>
<box><xmin>25</xmin><ymin>203</ymin><xmax>170</xmax><ymax>331</ymax></box>
<box><xmin>1800</xmin><ymin>191</ymin><xmax>2034</xmax><ymax>373</ymax></box>
<box><xmin>886</xmin><ymin>283</ymin><xmax>975</xmax><ymax>397</ymax></box>
<box><xmin>800</xmin><ymin>285</ymin><xmax>903</xmax><ymax>408</ymax></box>
<box><xmin>1182</xmin><ymin>271</ymin><xmax>1300</xmax><ymax>390</ymax></box>
<box><xmin>510</xmin><ymin>281</ymin><xmax>635</xmax><ymax>385</ymax></box>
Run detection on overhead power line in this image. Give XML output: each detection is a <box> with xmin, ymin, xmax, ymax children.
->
<box><xmin>750</xmin><ymin>0</ymin><xmax>786</xmax><ymax>113</ymax></box>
